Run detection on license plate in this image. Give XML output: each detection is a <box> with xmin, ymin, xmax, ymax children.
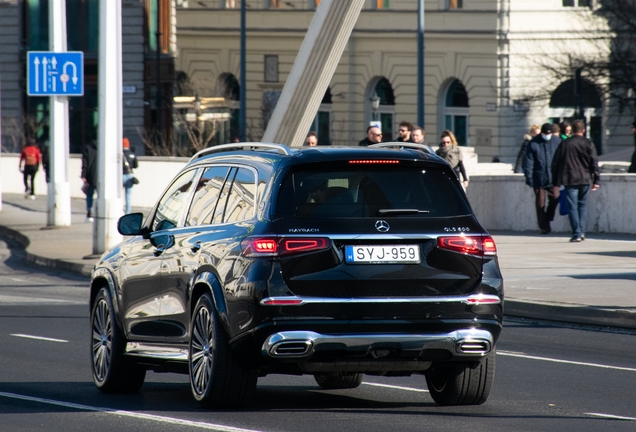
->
<box><xmin>345</xmin><ymin>245</ymin><xmax>420</xmax><ymax>264</ymax></box>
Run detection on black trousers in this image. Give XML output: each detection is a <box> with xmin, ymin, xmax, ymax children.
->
<box><xmin>534</xmin><ymin>186</ymin><xmax>560</xmax><ymax>233</ymax></box>
<box><xmin>23</xmin><ymin>165</ymin><xmax>38</xmax><ymax>195</ymax></box>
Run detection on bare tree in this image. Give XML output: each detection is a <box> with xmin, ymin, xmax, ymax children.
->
<box><xmin>521</xmin><ymin>1</ymin><xmax>636</xmax><ymax>113</ymax></box>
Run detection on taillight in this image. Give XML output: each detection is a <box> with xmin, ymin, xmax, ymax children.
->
<box><xmin>436</xmin><ymin>235</ymin><xmax>497</xmax><ymax>257</ymax></box>
<box><xmin>242</xmin><ymin>237</ymin><xmax>330</xmax><ymax>257</ymax></box>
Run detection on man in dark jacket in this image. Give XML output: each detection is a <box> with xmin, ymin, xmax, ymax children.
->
<box><xmin>359</xmin><ymin>125</ymin><xmax>382</xmax><ymax>146</ymax></box>
<box><xmin>551</xmin><ymin>120</ymin><xmax>600</xmax><ymax>242</ymax></box>
<box><xmin>523</xmin><ymin>123</ymin><xmax>561</xmax><ymax>234</ymax></box>
<box><xmin>81</xmin><ymin>139</ymin><xmax>98</xmax><ymax>222</ymax></box>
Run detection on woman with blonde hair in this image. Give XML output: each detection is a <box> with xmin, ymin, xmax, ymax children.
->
<box><xmin>514</xmin><ymin>124</ymin><xmax>541</xmax><ymax>173</ymax></box>
<box><xmin>436</xmin><ymin>130</ymin><xmax>468</xmax><ymax>188</ymax></box>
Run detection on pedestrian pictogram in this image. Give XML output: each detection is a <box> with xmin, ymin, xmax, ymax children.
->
<box><xmin>27</xmin><ymin>51</ymin><xmax>84</xmax><ymax>96</ymax></box>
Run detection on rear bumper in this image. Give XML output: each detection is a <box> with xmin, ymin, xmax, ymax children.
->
<box><xmin>262</xmin><ymin>328</ymin><xmax>494</xmax><ymax>360</ymax></box>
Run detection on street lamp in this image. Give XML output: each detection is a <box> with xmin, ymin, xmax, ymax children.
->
<box><xmin>370</xmin><ymin>91</ymin><xmax>380</xmax><ymax>121</ymax></box>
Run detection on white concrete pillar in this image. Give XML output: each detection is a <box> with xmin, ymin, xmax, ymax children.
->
<box><xmin>94</xmin><ymin>0</ymin><xmax>123</xmax><ymax>253</ymax></box>
<box><xmin>262</xmin><ymin>0</ymin><xmax>364</xmax><ymax>147</ymax></box>
<box><xmin>48</xmin><ymin>0</ymin><xmax>71</xmax><ymax>226</ymax></box>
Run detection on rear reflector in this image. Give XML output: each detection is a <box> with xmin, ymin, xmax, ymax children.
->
<box><xmin>261</xmin><ymin>298</ymin><xmax>304</xmax><ymax>306</ymax></box>
<box><xmin>437</xmin><ymin>235</ymin><xmax>497</xmax><ymax>257</ymax></box>
<box><xmin>242</xmin><ymin>236</ymin><xmax>330</xmax><ymax>257</ymax></box>
<box><xmin>348</xmin><ymin>160</ymin><xmax>400</xmax><ymax>164</ymax></box>
<box><xmin>465</xmin><ymin>294</ymin><xmax>501</xmax><ymax>305</ymax></box>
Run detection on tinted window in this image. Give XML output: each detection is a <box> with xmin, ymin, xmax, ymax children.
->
<box><xmin>275</xmin><ymin>166</ymin><xmax>471</xmax><ymax>219</ymax></box>
<box><xmin>212</xmin><ymin>168</ymin><xmax>236</xmax><ymax>224</ymax></box>
<box><xmin>222</xmin><ymin>168</ymin><xmax>257</xmax><ymax>223</ymax></box>
<box><xmin>186</xmin><ymin>166</ymin><xmax>230</xmax><ymax>226</ymax></box>
<box><xmin>152</xmin><ymin>169</ymin><xmax>198</xmax><ymax>231</ymax></box>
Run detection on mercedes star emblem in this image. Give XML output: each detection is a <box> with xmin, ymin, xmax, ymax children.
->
<box><xmin>375</xmin><ymin>220</ymin><xmax>390</xmax><ymax>232</ymax></box>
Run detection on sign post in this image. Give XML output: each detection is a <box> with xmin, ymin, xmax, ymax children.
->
<box><xmin>27</xmin><ymin>52</ymin><xmax>84</xmax><ymax>97</ymax></box>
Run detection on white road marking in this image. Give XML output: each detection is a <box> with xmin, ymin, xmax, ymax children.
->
<box><xmin>0</xmin><ymin>392</ymin><xmax>263</xmax><ymax>432</ymax></box>
<box><xmin>499</xmin><ymin>351</ymin><xmax>636</xmax><ymax>372</ymax></box>
<box><xmin>586</xmin><ymin>413</ymin><xmax>636</xmax><ymax>421</ymax></box>
<box><xmin>11</xmin><ymin>334</ymin><xmax>68</xmax><ymax>343</ymax></box>
<box><xmin>362</xmin><ymin>382</ymin><xmax>429</xmax><ymax>393</ymax></box>
<box><xmin>0</xmin><ymin>294</ymin><xmax>84</xmax><ymax>305</ymax></box>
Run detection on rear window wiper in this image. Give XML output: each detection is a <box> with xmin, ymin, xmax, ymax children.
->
<box><xmin>377</xmin><ymin>208</ymin><xmax>430</xmax><ymax>216</ymax></box>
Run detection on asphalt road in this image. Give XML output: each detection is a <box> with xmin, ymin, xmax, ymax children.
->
<box><xmin>1</xmin><ymin>239</ymin><xmax>635</xmax><ymax>432</ymax></box>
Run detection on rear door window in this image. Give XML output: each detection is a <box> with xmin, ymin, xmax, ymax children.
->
<box><xmin>186</xmin><ymin>166</ymin><xmax>231</xmax><ymax>226</ymax></box>
<box><xmin>275</xmin><ymin>165</ymin><xmax>470</xmax><ymax>218</ymax></box>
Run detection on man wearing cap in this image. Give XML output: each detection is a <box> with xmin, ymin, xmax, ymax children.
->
<box><xmin>523</xmin><ymin>123</ymin><xmax>561</xmax><ymax>234</ymax></box>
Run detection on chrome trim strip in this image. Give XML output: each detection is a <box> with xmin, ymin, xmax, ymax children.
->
<box><xmin>261</xmin><ymin>294</ymin><xmax>501</xmax><ymax>306</ymax></box>
<box><xmin>125</xmin><ymin>343</ymin><xmax>188</xmax><ymax>361</ymax></box>
<box><xmin>262</xmin><ymin>329</ymin><xmax>494</xmax><ymax>359</ymax></box>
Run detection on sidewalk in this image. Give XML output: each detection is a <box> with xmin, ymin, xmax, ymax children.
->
<box><xmin>0</xmin><ymin>193</ymin><xmax>635</xmax><ymax>330</ymax></box>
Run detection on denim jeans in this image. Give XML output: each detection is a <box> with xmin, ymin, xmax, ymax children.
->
<box><xmin>564</xmin><ymin>184</ymin><xmax>590</xmax><ymax>238</ymax></box>
<box><xmin>123</xmin><ymin>173</ymin><xmax>134</xmax><ymax>214</ymax></box>
<box><xmin>86</xmin><ymin>184</ymin><xmax>96</xmax><ymax>215</ymax></box>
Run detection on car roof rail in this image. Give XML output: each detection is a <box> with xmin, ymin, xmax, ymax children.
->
<box><xmin>369</xmin><ymin>142</ymin><xmax>436</xmax><ymax>154</ymax></box>
<box><xmin>189</xmin><ymin>142</ymin><xmax>293</xmax><ymax>162</ymax></box>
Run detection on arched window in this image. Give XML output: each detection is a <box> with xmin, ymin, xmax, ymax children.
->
<box><xmin>367</xmin><ymin>77</ymin><xmax>395</xmax><ymax>141</ymax></box>
<box><xmin>549</xmin><ymin>78</ymin><xmax>603</xmax><ymax>154</ymax></box>
<box><xmin>442</xmin><ymin>79</ymin><xmax>469</xmax><ymax>146</ymax></box>
<box><xmin>218</xmin><ymin>73</ymin><xmax>240</xmax><ymax>142</ymax></box>
<box><xmin>310</xmin><ymin>88</ymin><xmax>332</xmax><ymax>145</ymax></box>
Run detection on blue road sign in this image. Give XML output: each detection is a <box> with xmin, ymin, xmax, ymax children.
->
<box><xmin>27</xmin><ymin>51</ymin><xmax>84</xmax><ymax>96</ymax></box>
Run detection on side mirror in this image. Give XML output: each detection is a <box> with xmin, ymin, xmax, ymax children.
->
<box><xmin>118</xmin><ymin>212</ymin><xmax>144</xmax><ymax>236</ymax></box>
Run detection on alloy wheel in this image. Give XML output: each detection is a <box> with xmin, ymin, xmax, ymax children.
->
<box><xmin>92</xmin><ymin>298</ymin><xmax>112</xmax><ymax>382</ymax></box>
<box><xmin>190</xmin><ymin>305</ymin><xmax>213</xmax><ymax>396</ymax></box>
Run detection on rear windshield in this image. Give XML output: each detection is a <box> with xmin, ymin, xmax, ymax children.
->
<box><xmin>275</xmin><ymin>165</ymin><xmax>471</xmax><ymax>218</ymax></box>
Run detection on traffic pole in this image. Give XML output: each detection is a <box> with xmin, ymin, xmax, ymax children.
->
<box><xmin>94</xmin><ymin>0</ymin><xmax>123</xmax><ymax>254</ymax></box>
<box><xmin>48</xmin><ymin>0</ymin><xmax>71</xmax><ymax>226</ymax></box>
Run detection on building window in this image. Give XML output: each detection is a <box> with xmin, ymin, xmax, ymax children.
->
<box><xmin>311</xmin><ymin>88</ymin><xmax>332</xmax><ymax>145</ymax></box>
<box><xmin>67</xmin><ymin>0</ymin><xmax>100</xmax><ymax>53</ymax></box>
<box><xmin>375</xmin><ymin>0</ymin><xmax>390</xmax><ymax>8</ymax></box>
<box><xmin>367</xmin><ymin>78</ymin><xmax>395</xmax><ymax>141</ymax></box>
<box><xmin>442</xmin><ymin>79</ymin><xmax>470</xmax><ymax>146</ymax></box>
<box><xmin>549</xmin><ymin>78</ymin><xmax>603</xmax><ymax>154</ymax></box>
<box><xmin>563</xmin><ymin>0</ymin><xmax>593</xmax><ymax>6</ymax></box>
<box><xmin>447</xmin><ymin>0</ymin><xmax>463</xmax><ymax>9</ymax></box>
<box><xmin>266</xmin><ymin>0</ymin><xmax>281</xmax><ymax>8</ymax></box>
<box><xmin>147</xmin><ymin>0</ymin><xmax>171</xmax><ymax>53</ymax></box>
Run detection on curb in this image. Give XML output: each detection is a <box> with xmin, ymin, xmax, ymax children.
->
<box><xmin>505</xmin><ymin>299</ymin><xmax>636</xmax><ymax>330</ymax></box>
<box><xmin>0</xmin><ymin>225</ymin><xmax>93</xmax><ymax>278</ymax></box>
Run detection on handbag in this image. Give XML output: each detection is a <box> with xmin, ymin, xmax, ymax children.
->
<box><xmin>81</xmin><ymin>181</ymin><xmax>90</xmax><ymax>195</ymax></box>
<box><xmin>559</xmin><ymin>187</ymin><xmax>569</xmax><ymax>216</ymax></box>
<box><xmin>132</xmin><ymin>176</ymin><xmax>139</xmax><ymax>185</ymax></box>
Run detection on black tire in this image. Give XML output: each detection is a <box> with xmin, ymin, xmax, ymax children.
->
<box><xmin>425</xmin><ymin>352</ymin><xmax>496</xmax><ymax>406</ymax></box>
<box><xmin>189</xmin><ymin>293</ymin><xmax>257</xmax><ymax>408</ymax></box>
<box><xmin>91</xmin><ymin>287</ymin><xmax>146</xmax><ymax>393</ymax></box>
<box><xmin>314</xmin><ymin>373</ymin><xmax>364</xmax><ymax>390</ymax></box>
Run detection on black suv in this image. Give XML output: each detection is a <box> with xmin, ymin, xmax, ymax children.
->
<box><xmin>90</xmin><ymin>143</ymin><xmax>503</xmax><ymax>408</ymax></box>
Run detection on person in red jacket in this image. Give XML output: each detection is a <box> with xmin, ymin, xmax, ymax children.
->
<box><xmin>19</xmin><ymin>138</ymin><xmax>42</xmax><ymax>200</ymax></box>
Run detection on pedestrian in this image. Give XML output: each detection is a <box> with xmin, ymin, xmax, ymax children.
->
<box><xmin>396</xmin><ymin>121</ymin><xmax>413</xmax><ymax>143</ymax></box>
<box><xmin>40</xmin><ymin>141</ymin><xmax>50</xmax><ymax>183</ymax></box>
<box><xmin>305</xmin><ymin>131</ymin><xmax>318</xmax><ymax>147</ymax></box>
<box><xmin>436</xmin><ymin>130</ymin><xmax>468</xmax><ymax>188</ymax></box>
<box><xmin>122</xmin><ymin>137</ymin><xmax>139</xmax><ymax>214</ymax></box>
<box><xmin>523</xmin><ymin>123</ymin><xmax>561</xmax><ymax>234</ymax></box>
<box><xmin>628</xmin><ymin>120</ymin><xmax>636</xmax><ymax>173</ymax></box>
<box><xmin>411</xmin><ymin>126</ymin><xmax>426</xmax><ymax>144</ymax></box>
<box><xmin>551</xmin><ymin>119</ymin><xmax>600</xmax><ymax>242</ymax></box>
<box><xmin>18</xmin><ymin>138</ymin><xmax>42</xmax><ymax>200</ymax></box>
<box><xmin>559</xmin><ymin>120</ymin><xmax>572</xmax><ymax>141</ymax></box>
<box><xmin>81</xmin><ymin>138</ymin><xmax>98</xmax><ymax>222</ymax></box>
<box><xmin>359</xmin><ymin>125</ymin><xmax>382</xmax><ymax>146</ymax></box>
<box><xmin>514</xmin><ymin>124</ymin><xmax>540</xmax><ymax>174</ymax></box>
